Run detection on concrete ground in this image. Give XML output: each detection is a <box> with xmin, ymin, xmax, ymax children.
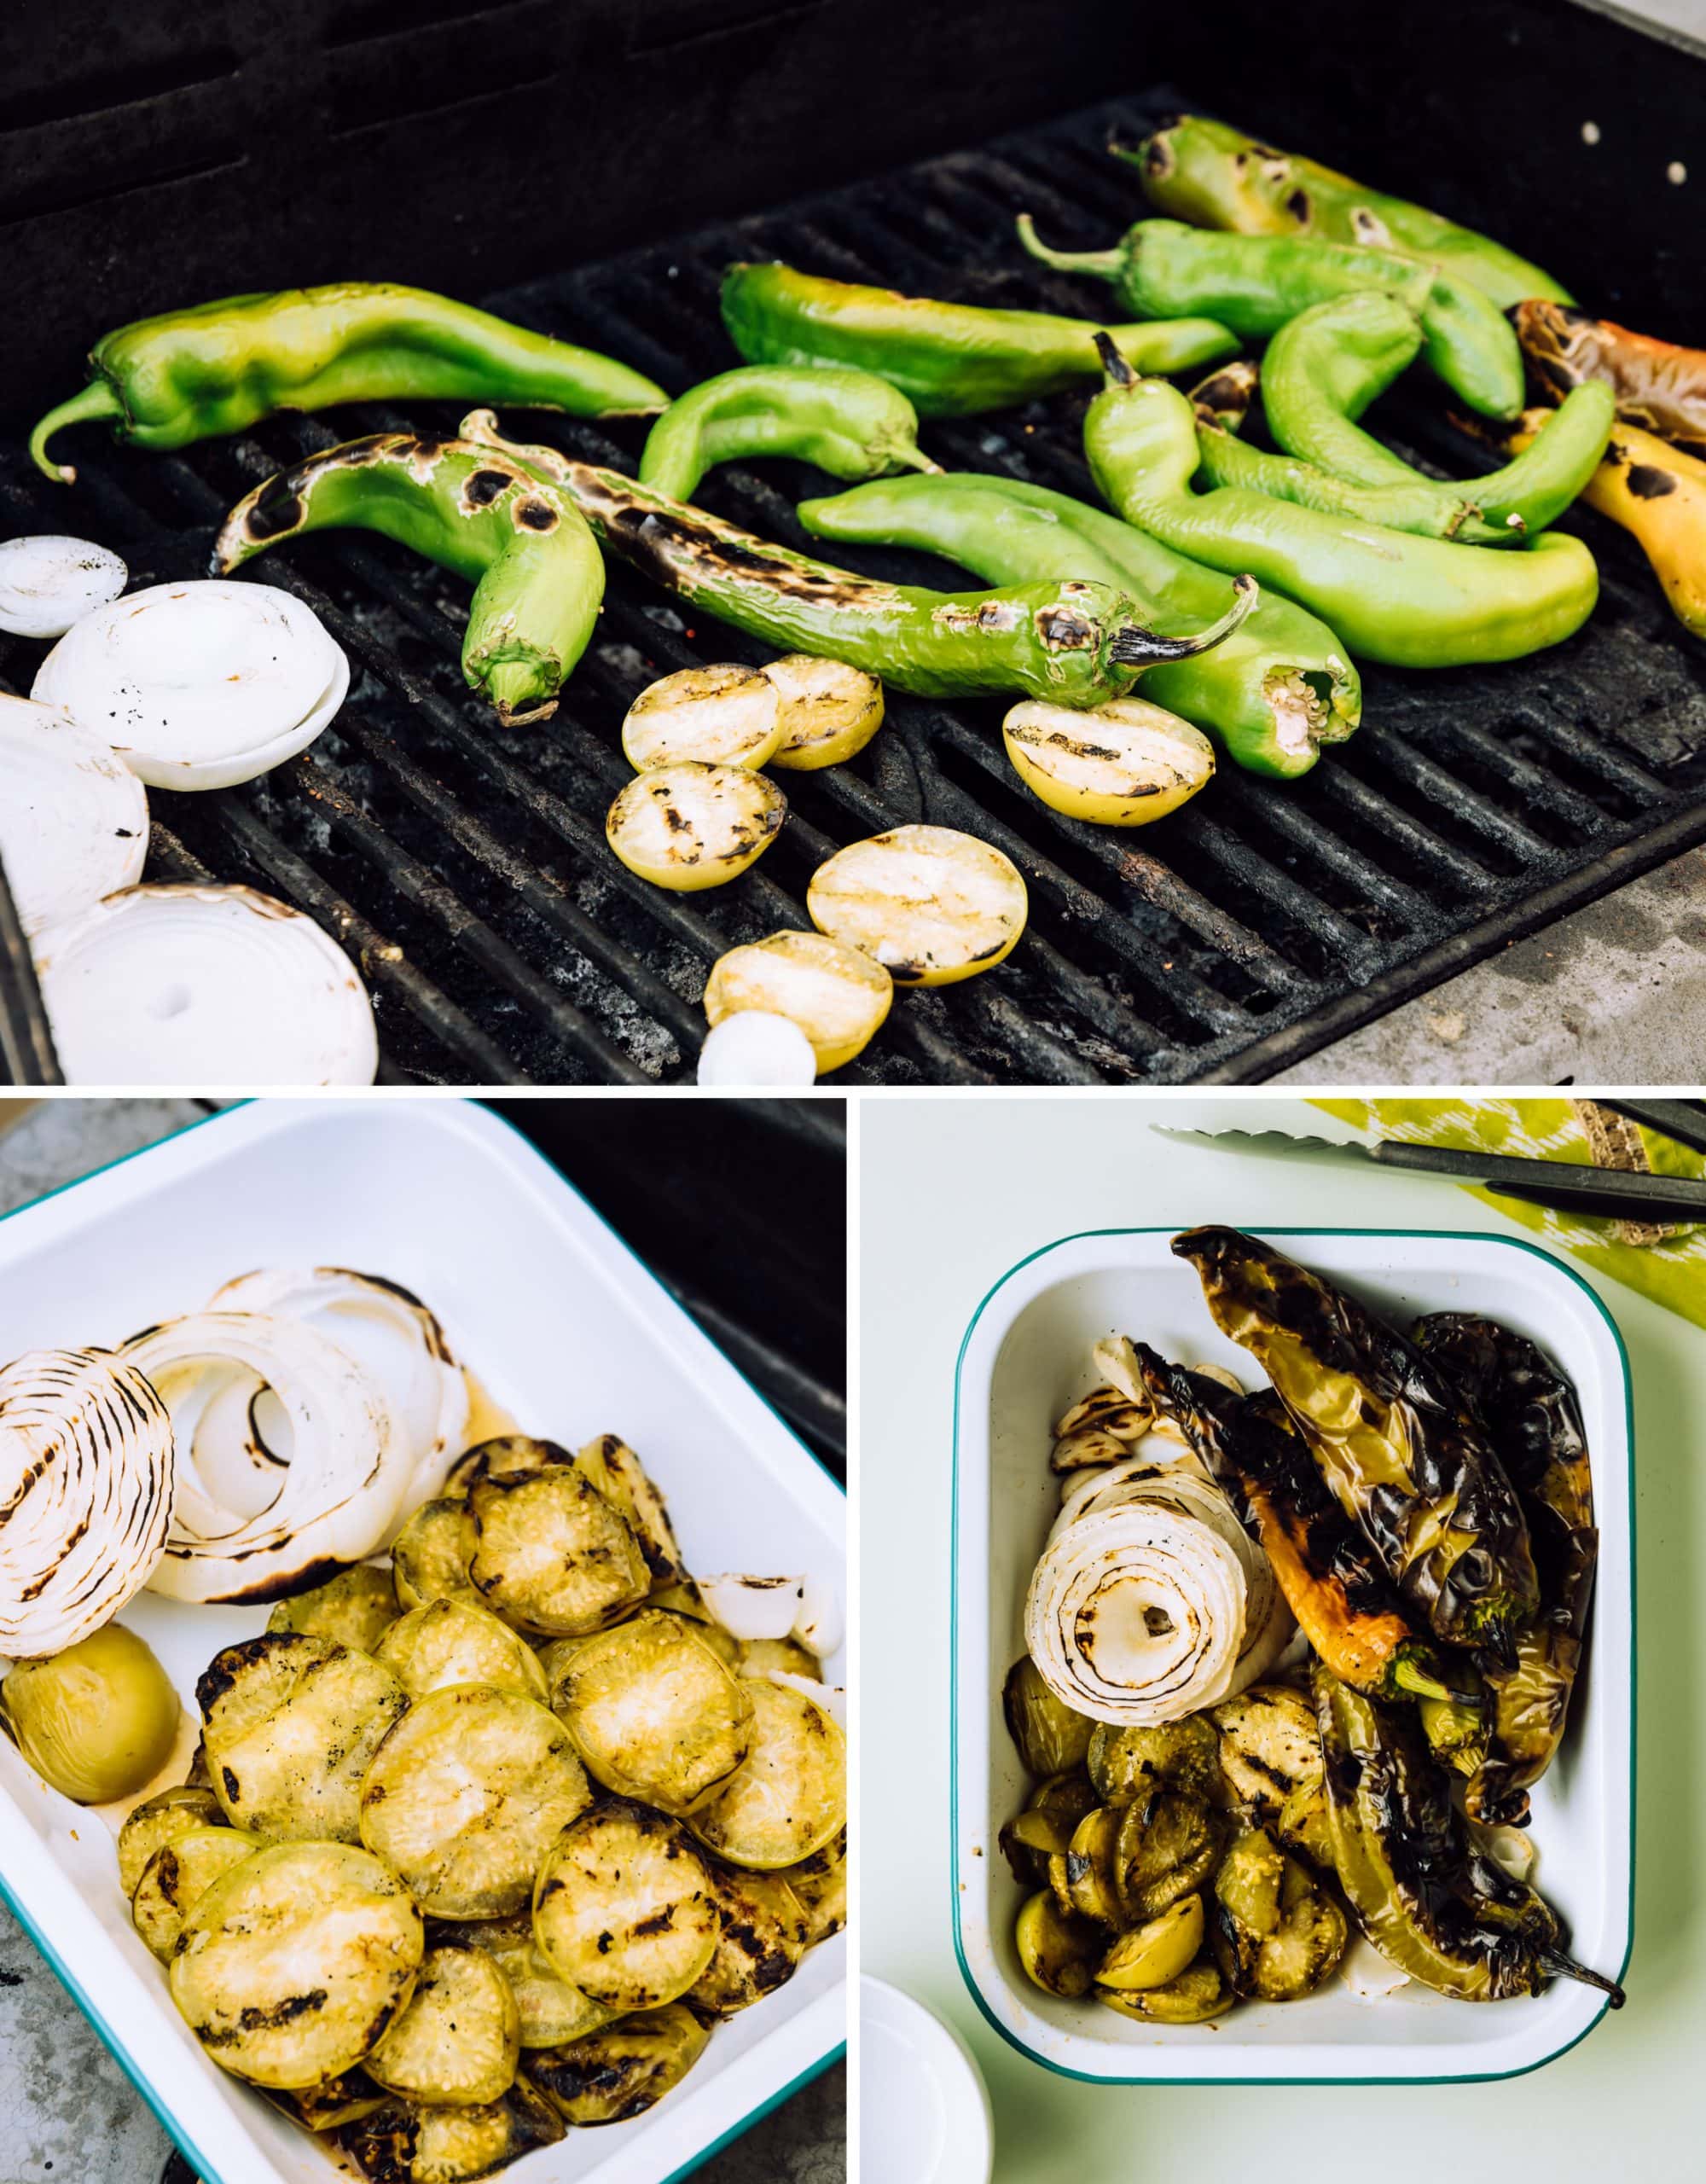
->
<box><xmin>0</xmin><ymin>1097</ymin><xmax>844</xmax><ymax>2184</ymax></box>
<box><xmin>1278</xmin><ymin>846</ymin><xmax>1706</xmax><ymax>1085</ymax></box>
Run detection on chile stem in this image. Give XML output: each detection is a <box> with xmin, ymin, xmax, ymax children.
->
<box><xmin>1110</xmin><ymin>570</ymin><xmax>1259</xmax><ymax>666</ymax></box>
<box><xmin>1015</xmin><ymin>213</ymin><xmax>1125</xmax><ymax>286</ymax></box>
<box><xmin>28</xmin><ymin>378</ymin><xmax>124</xmax><ymax>485</ymax></box>
<box><xmin>1538</xmin><ymin>1949</ymin><xmax>1626</xmax><ymax>2007</ymax></box>
<box><xmin>1391</xmin><ymin>1654</ymin><xmax>1480</xmax><ymax>1706</ymax></box>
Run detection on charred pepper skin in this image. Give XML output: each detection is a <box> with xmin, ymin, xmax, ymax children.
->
<box><xmin>798</xmin><ymin>469</ymin><xmax>1359</xmax><ymax>778</ymax></box>
<box><xmin>1515</xmin><ymin>299</ymin><xmax>1706</xmax><ymax>454</ymax></box>
<box><xmin>213</xmin><ymin>432</ymin><xmax>605</xmax><ymax>723</ymax></box>
<box><xmin>637</xmin><ymin>364</ymin><xmax>939</xmax><ymax>502</ymax></box>
<box><xmin>1314</xmin><ymin>1665</ymin><xmax>1622</xmax><ymax>2006</ymax></box>
<box><xmin>1015</xmin><ymin>213</ymin><xmax>1523</xmax><ymax>419</ymax></box>
<box><xmin>1083</xmin><ymin>346</ymin><xmax>1599</xmax><ymax>671</ymax></box>
<box><xmin>1134</xmin><ymin>1347</ymin><xmax>1469</xmax><ymax>1707</ymax></box>
<box><xmin>29</xmin><ymin>284</ymin><xmax>670</xmax><ymax>485</ymax></box>
<box><xmin>1260</xmin><ymin>295</ymin><xmax>1616</xmax><ymax>537</ymax></box>
<box><xmin>719</xmin><ymin>260</ymin><xmax>1239</xmax><ymax>417</ymax></box>
<box><xmin>1127</xmin><ymin>117</ymin><xmax>1573</xmax><ymax>312</ymax></box>
<box><xmin>1413</xmin><ymin>1313</ymin><xmax>1598</xmax><ymax>1826</ymax></box>
<box><xmin>461</xmin><ymin>410</ymin><xmax>1255</xmax><ymax>706</ymax></box>
<box><xmin>1172</xmin><ymin>1225</ymin><xmax>1540</xmax><ymax>1654</ymax></box>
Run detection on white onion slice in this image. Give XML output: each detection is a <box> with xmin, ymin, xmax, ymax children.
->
<box><xmin>32</xmin><ymin>580</ymin><xmax>346</xmax><ymax>789</ymax></box>
<box><xmin>33</xmin><ymin>883</ymin><xmax>378</xmax><ymax>1086</ymax></box>
<box><xmin>0</xmin><ymin>536</ymin><xmax>127</xmax><ymax>639</ymax></box>
<box><xmin>699</xmin><ymin>1573</ymin><xmax>805</xmax><ymax>1641</ymax></box>
<box><xmin>697</xmin><ymin>1011</ymin><xmax>818</xmax><ymax>1087</ymax></box>
<box><xmin>124</xmin><ymin>1312</ymin><xmax>412</xmax><ymax>1603</ymax></box>
<box><xmin>207</xmin><ymin>1268</ymin><xmax>467</xmax><ymax>1507</ymax></box>
<box><xmin>0</xmin><ymin>694</ymin><xmax>148</xmax><ymax>936</ymax></box>
<box><xmin>792</xmin><ymin>1574</ymin><xmax>843</xmax><ymax>1658</ymax></box>
<box><xmin>0</xmin><ymin>1348</ymin><xmax>174</xmax><ymax>1655</ymax></box>
<box><xmin>1024</xmin><ymin>1502</ymin><xmax>1247</xmax><ymax>1726</ymax></box>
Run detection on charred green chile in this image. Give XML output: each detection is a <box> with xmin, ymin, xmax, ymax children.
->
<box><xmin>720</xmin><ymin>260</ymin><xmax>1238</xmax><ymax>417</ymax></box>
<box><xmin>1016</xmin><ymin>213</ymin><xmax>1522</xmax><ymax>417</ymax></box>
<box><xmin>1261</xmin><ymin>295</ymin><xmax>1615</xmax><ymax>536</ymax></box>
<box><xmin>1314</xmin><ymin>1665</ymin><xmax>1622</xmax><ymax>2005</ymax></box>
<box><xmin>1413</xmin><ymin>1313</ymin><xmax>1597</xmax><ymax>1826</ymax></box>
<box><xmin>1128</xmin><ymin>116</ymin><xmax>1573</xmax><ymax>312</ymax></box>
<box><xmin>1172</xmin><ymin>1225</ymin><xmax>1540</xmax><ymax>1653</ymax></box>
<box><xmin>214</xmin><ymin>432</ymin><xmax>604</xmax><ymax>723</ymax></box>
<box><xmin>1134</xmin><ymin>1346</ymin><xmax>1471</xmax><ymax>1705</ymax></box>
<box><xmin>31</xmin><ymin>283</ymin><xmax>668</xmax><ymax>485</ymax></box>
<box><xmin>460</xmin><ymin>410</ymin><xmax>1254</xmax><ymax>706</ymax></box>
<box><xmin>1084</xmin><ymin>347</ymin><xmax>1599</xmax><ymax>671</ymax></box>
<box><xmin>798</xmin><ymin>468</ymin><xmax>1359</xmax><ymax>777</ymax></box>
<box><xmin>638</xmin><ymin>364</ymin><xmax>937</xmax><ymax>502</ymax></box>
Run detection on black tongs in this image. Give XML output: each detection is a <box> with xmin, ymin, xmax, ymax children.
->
<box><xmin>0</xmin><ymin>847</ymin><xmax>64</xmax><ymax>1085</ymax></box>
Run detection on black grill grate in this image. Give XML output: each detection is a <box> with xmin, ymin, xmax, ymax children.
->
<box><xmin>6</xmin><ymin>85</ymin><xmax>1706</xmax><ymax>1083</ymax></box>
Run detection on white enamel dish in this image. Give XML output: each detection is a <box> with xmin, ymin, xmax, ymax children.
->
<box><xmin>0</xmin><ymin>1099</ymin><xmax>845</xmax><ymax>2184</ymax></box>
<box><xmin>952</xmin><ymin>1226</ymin><xmax>1633</xmax><ymax>2084</ymax></box>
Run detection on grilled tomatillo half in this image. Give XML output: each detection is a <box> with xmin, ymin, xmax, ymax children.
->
<box><xmin>214</xmin><ymin>431</ymin><xmax>605</xmax><ymax>723</ymax></box>
<box><xmin>532</xmin><ymin>1801</ymin><xmax>718</xmax><ymax>2011</ymax></box>
<box><xmin>462</xmin><ymin>1457</ymin><xmax>651</xmax><ymax>1635</ymax></box>
<box><xmin>550</xmin><ymin>1608</ymin><xmax>753</xmax><ymax>1815</ymax></box>
<box><xmin>1171</xmin><ymin>1227</ymin><xmax>1540</xmax><ymax>1653</ymax></box>
<box><xmin>687</xmin><ymin>1676</ymin><xmax>846</xmax><ymax>1870</ymax></box>
<box><xmin>343</xmin><ymin>2079</ymin><xmax>563</xmax><ymax>2178</ymax></box>
<box><xmin>524</xmin><ymin>2002</ymin><xmax>709</xmax><ymax>2126</ymax></box>
<box><xmin>169</xmin><ymin>1840</ymin><xmax>425</xmax><ymax>2088</ymax></box>
<box><xmin>458</xmin><ymin>410</ymin><xmax>1256</xmax><ymax>708</ymax></box>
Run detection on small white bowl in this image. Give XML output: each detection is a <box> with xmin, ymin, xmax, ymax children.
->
<box><xmin>862</xmin><ymin>1976</ymin><xmax>992</xmax><ymax>2184</ymax></box>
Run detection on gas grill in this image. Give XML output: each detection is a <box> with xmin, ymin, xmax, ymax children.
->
<box><xmin>3</xmin><ymin>0</ymin><xmax>1703</xmax><ymax>1084</ymax></box>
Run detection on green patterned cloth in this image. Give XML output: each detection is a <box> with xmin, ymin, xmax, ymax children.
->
<box><xmin>1311</xmin><ymin>1096</ymin><xmax>1706</xmax><ymax>1328</ymax></box>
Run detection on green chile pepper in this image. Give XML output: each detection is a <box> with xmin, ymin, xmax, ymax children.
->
<box><xmin>1172</xmin><ymin>1225</ymin><xmax>1540</xmax><ymax>1653</ymax></box>
<box><xmin>461</xmin><ymin>410</ymin><xmax>1254</xmax><ymax>706</ymax></box>
<box><xmin>31</xmin><ymin>283</ymin><xmax>668</xmax><ymax>485</ymax></box>
<box><xmin>720</xmin><ymin>260</ymin><xmax>1238</xmax><ymax>418</ymax></box>
<box><xmin>213</xmin><ymin>431</ymin><xmax>605</xmax><ymax>723</ymax></box>
<box><xmin>1314</xmin><ymin>1664</ymin><xmax>1622</xmax><ymax>2005</ymax></box>
<box><xmin>1193</xmin><ymin>415</ymin><xmax>1496</xmax><ymax>540</ymax></box>
<box><xmin>1413</xmin><ymin>1314</ymin><xmax>1598</xmax><ymax>1825</ymax></box>
<box><xmin>1127</xmin><ymin>117</ymin><xmax>1573</xmax><ymax>312</ymax></box>
<box><xmin>1134</xmin><ymin>1347</ymin><xmax>1472</xmax><ymax>1705</ymax></box>
<box><xmin>798</xmin><ymin>469</ymin><xmax>1358</xmax><ymax>778</ymax></box>
<box><xmin>1262</xmin><ymin>296</ymin><xmax>1616</xmax><ymax>535</ymax></box>
<box><xmin>638</xmin><ymin>363</ymin><xmax>938</xmax><ymax>501</ymax></box>
<box><xmin>1017</xmin><ymin>213</ymin><xmax>1522</xmax><ymax>419</ymax></box>
<box><xmin>1085</xmin><ymin>343</ymin><xmax>1599</xmax><ymax>671</ymax></box>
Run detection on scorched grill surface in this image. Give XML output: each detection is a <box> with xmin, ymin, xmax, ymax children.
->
<box><xmin>5</xmin><ymin>86</ymin><xmax>1706</xmax><ymax>1085</ymax></box>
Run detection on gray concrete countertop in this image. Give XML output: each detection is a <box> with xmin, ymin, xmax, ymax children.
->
<box><xmin>0</xmin><ymin>1097</ymin><xmax>843</xmax><ymax>2184</ymax></box>
<box><xmin>1278</xmin><ymin>847</ymin><xmax>1706</xmax><ymax>1085</ymax></box>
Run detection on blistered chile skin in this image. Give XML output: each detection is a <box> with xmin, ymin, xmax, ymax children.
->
<box><xmin>1173</xmin><ymin>1226</ymin><xmax>1539</xmax><ymax>1653</ymax></box>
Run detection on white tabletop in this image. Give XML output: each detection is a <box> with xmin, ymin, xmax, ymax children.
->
<box><xmin>859</xmin><ymin>1090</ymin><xmax>1697</xmax><ymax>2182</ymax></box>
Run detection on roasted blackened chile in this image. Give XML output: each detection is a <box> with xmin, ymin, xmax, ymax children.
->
<box><xmin>1173</xmin><ymin>1228</ymin><xmax>1539</xmax><ymax>1653</ymax></box>
<box><xmin>1314</xmin><ymin>1664</ymin><xmax>1623</xmax><ymax>2006</ymax></box>
<box><xmin>1134</xmin><ymin>1347</ymin><xmax>1471</xmax><ymax>1709</ymax></box>
<box><xmin>1413</xmin><ymin>1314</ymin><xmax>1598</xmax><ymax>1825</ymax></box>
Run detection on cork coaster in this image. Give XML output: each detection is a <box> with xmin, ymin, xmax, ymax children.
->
<box><xmin>1573</xmin><ymin>1098</ymin><xmax>1690</xmax><ymax>1246</ymax></box>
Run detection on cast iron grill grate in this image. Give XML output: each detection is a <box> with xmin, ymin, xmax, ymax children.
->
<box><xmin>6</xmin><ymin>85</ymin><xmax>1706</xmax><ymax>1083</ymax></box>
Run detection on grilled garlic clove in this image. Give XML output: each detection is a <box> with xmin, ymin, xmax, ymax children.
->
<box><xmin>763</xmin><ymin>654</ymin><xmax>885</xmax><ymax>771</ymax></box>
<box><xmin>704</xmin><ymin>929</ymin><xmax>891</xmax><ymax>1075</ymax></box>
<box><xmin>32</xmin><ymin>579</ymin><xmax>347</xmax><ymax>791</ymax></box>
<box><xmin>622</xmin><ymin>663</ymin><xmax>785</xmax><ymax>771</ymax></box>
<box><xmin>697</xmin><ymin>1010</ymin><xmax>818</xmax><ymax>1086</ymax></box>
<box><xmin>606</xmin><ymin>760</ymin><xmax>786</xmax><ymax>891</ymax></box>
<box><xmin>1002</xmin><ymin>696</ymin><xmax>1215</xmax><ymax>825</ymax></box>
<box><xmin>807</xmin><ymin>822</ymin><xmax>1027</xmax><ymax>986</ymax></box>
<box><xmin>0</xmin><ymin>693</ymin><xmax>148</xmax><ymax>937</ymax></box>
<box><xmin>0</xmin><ymin>535</ymin><xmax>127</xmax><ymax>638</ymax></box>
<box><xmin>698</xmin><ymin>1573</ymin><xmax>806</xmax><ymax>1642</ymax></box>
<box><xmin>32</xmin><ymin>883</ymin><xmax>378</xmax><ymax>1087</ymax></box>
